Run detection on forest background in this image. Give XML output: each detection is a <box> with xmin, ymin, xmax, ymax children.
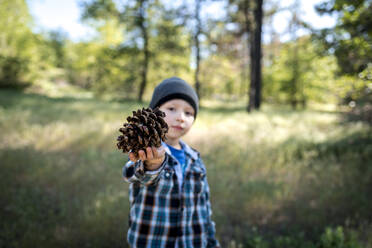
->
<box><xmin>0</xmin><ymin>0</ymin><xmax>371</xmax><ymax>247</ymax></box>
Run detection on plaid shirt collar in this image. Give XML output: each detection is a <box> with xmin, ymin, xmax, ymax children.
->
<box><xmin>162</xmin><ymin>140</ymin><xmax>199</xmax><ymax>161</ymax></box>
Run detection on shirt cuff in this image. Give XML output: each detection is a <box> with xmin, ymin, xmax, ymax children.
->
<box><xmin>133</xmin><ymin>154</ymin><xmax>168</xmax><ymax>185</ymax></box>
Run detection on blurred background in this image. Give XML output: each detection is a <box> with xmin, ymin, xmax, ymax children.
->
<box><xmin>0</xmin><ymin>0</ymin><xmax>371</xmax><ymax>247</ymax></box>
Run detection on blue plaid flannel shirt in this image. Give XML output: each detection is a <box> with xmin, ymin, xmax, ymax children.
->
<box><xmin>122</xmin><ymin>141</ymin><xmax>220</xmax><ymax>248</ymax></box>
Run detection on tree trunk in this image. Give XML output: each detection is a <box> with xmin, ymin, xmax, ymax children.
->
<box><xmin>137</xmin><ymin>0</ymin><xmax>149</xmax><ymax>102</ymax></box>
<box><xmin>290</xmin><ymin>41</ymin><xmax>299</xmax><ymax>109</ymax></box>
<box><xmin>247</xmin><ymin>0</ymin><xmax>263</xmax><ymax>112</ymax></box>
<box><xmin>194</xmin><ymin>0</ymin><xmax>202</xmax><ymax>99</ymax></box>
<box><xmin>242</xmin><ymin>0</ymin><xmax>250</xmax><ymax>100</ymax></box>
<box><xmin>288</xmin><ymin>0</ymin><xmax>301</xmax><ymax>110</ymax></box>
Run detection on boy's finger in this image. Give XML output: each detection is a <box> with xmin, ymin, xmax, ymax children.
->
<box><xmin>152</xmin><ymin>146</ymin><xmax>163</xmax><ymax>158</ymax></box>
<box><xmin>151</xmin><ymin>146</ymin><xmax>158</xmax><ymax>158</ymax></box>
<box><xmin>146</xmin><ymin>147</ymin><xmax>153</xmax><ymax>160</ymax></box>
<box><xmin>138</xmin><ymin>150</ymin><xmax>146</xmax><ymax>161</ymax></box>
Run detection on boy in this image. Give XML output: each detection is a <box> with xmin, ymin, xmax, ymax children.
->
<box><xmin>122</xmin><ymin>77</ymin><xmax>220</xmax><ymax>247</ymax></box>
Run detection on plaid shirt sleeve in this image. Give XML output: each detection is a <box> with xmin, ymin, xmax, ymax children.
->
<box><xmin>122</xmin><ymin>154</ymin><xmax>169</xmax><ymax>186</ymax></box>
<box><xmin>203</xmin><ymin>165</ymin><xmax>220</xmax><ymax>248</ymax></box>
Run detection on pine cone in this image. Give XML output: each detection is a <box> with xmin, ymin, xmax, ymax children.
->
<box><xmin>116</xmin><ymin>107</ymin><xmax>168</xmax><ymax>156</ymax></box>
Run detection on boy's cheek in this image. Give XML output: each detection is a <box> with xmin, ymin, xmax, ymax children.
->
<box><xmin>164</xmin><ymin>119</ymin><xmax>171</xmax><ymax>125</ymax></box>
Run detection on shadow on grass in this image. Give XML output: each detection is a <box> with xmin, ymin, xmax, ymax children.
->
<box><xmin>0</xmin><ymin>89</ymin><xmax>142</xmax><ymax>125</ymax></box>
<box><xmin>0</xmin><ymin>146</ymin><xmax>130</xmax><ymax>248</ymax></box>
<box><xmin>200</xmin><ymin>102</ymin><xmax>343</xmax><ymax>117</ymax></box>
<box><xmin>268</xmin><ymin>130</ymin><xmax>371</xmax><ymax>243</ymax></box>
<box><xmin>203</xmin><ymin>129</ymin><xmax>372</xmax><ymax>247</ymax></box>
<box><xmin>0</xmin><ymin>89</ymin><xmax>94</xmax><ymax>106</ymax></box>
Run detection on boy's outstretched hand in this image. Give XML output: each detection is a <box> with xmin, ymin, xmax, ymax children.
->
<box><xmin>129</xmin><ymin>146</ymin><xmax>165</xmax><ymax>171</ymax></box>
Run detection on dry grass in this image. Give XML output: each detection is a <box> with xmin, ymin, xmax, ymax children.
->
<box><xmin>0</xmin><ymin>90</ymin><xmax>371</xmax><ymax>248</ymax></box>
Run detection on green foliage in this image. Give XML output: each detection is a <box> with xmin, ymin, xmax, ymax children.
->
<box><xmin>200</xmin><ymin>54</ymin><xmax>243</xmax><ymax>98</ymax></box>
<box><xmin>0</xmin><ymin>1</ymin><xmax>72</xmax><ymax>89</ymax></box>
<box><xmin>315</xmin><ymin>0</ymin><xmax>372</xmax><ymax>75</ymax></box>
<box><xmin>77</xmin><ymin>0</ymin><xmax>191</xmax><ymax>99</ymax></box>
<box><xmin>0</xmin><ymin>0</ymin><xmax>36</xmax><ymax>87</ymax></box>
<box><xmin>319</xmin><ymin>227</ymin><xmax>362</xmax><ymax>248</ymax></box>
<box><xmin>197</xmin><ymin>20</ymin><xmax>249</xmax><ymax>100</ymax></box>
<box><xmin>263</xmin><ymin>36</ymin><xmax>338</xmax><ymax>106</ymax></box>
<box><xmin>81</xmin><ymin>0</ymin><xmax>119</xmax><ymax>20</ymax></box>
<box><xmin>66</xmin><ymin>40</ymin><xmax>141</xmax><ymax>97</ymax></box>
<box><xmin>45</xmin><ymin>30</ymin><xmax>69</xmax><ymax>68</ymax></box>
<box><xmin>0</xmin><ymin>55</ymin><xmax>30</xmax><ymax>88</ymax></box>
<box><xmin>0</xmin><ymin>0</ymin><xmax>32</xmax><ymax>56</ymax></box>
<box><xmin>148</xmin><ymin>4</ymin><xmax>191</xmax><ymax>88</ymax></box>
<box><xmin>1</xmin><ymin>0</ymin><xmax>370</xmax><ymax>109</ymax></box>
<box><xmin>340</xmin><ymin>64</ymin><xmax>372</xmax><ymax>124</ymax></box>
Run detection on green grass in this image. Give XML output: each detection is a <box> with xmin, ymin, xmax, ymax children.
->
<box><xmin>1</xmin><ymin>89</ymin><xmax>371</xmax><ymax>248</ymax></box>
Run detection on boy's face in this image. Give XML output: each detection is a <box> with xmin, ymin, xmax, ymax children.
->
<box><xmin>159</xmin><ymin>99</ymin><xmax>195</xmax><ymax>143</ymax></box>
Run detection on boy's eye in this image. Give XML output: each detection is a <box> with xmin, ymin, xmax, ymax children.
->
<box><xmin>185</xmin><ymin>111</ymin><xmax>193</xmax><ymax>116</ymax></box>
<box><xmin>168</xmin><ymin>107</ymin><xmax>175</xmax><ymax>111</ymax></box>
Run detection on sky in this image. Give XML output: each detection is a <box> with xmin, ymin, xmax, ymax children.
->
<box><xmin>28</xmin><ymin>0</ymin><xmax>96</xmax><ymax>41</ymax></box>
<box><xmin>28</xmin><ymin>0</ymin><xmax>336</xmax><ymax>42</ymax></box>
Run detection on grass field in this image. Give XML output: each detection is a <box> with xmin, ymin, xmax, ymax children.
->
<box><xmin>1</xmin><ymin>89</ymin><xmax>371</xmax><ymax>248</ymax></box>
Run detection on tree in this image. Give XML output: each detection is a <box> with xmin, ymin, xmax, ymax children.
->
<box><xmin>46</xmin><ymin>29</ymin><xmax>68</xmax><ymax>68</ymax></box>
<box><xmin>285</xmin><ymin>0</ymin><xmax>310</xmax><ymax>108</ymax></box>
<box><xmin>175</xmin><ymin>0</ymin><xmax>222</xmax><ymax>99</ymax></box>
<box><xmin>81</xmin><ymin>0</ymin><xmax>152</xmax><ymax>101</ymax></box>
<box><xmin>194</xmin><ymin>0</ymin><xmax>203</xmax><ymax>99</ymax></box>
<box><xmin>227</xmin><ymin>0</ymin><xmax>264</xmax><ymax>111</ymax></box>
<box><xmin>315</xmin><ymin>0</ymin><xmax>372</xmax><ymax>76</ymax></box>
<box><xmin>148</xmin><ymin>5</ymin><xmax>191</xmax><ymax>85</ymax></box>
<box><xmin>135</xmin><ymin>0</ymin><xmax>150</xmax><ymax>102</ymax></box>
<box><xmin>247</xmin><ymin>0</ymin><xmax>263</xmax><ymax>111</ymax></box>
<box><xmin>0</xmin><ymin>0</ymin><xmax>35</xmax><ymax>87</ymax></box>
<box><xmin>81</xmin><ymin>0</ymin><xmax>190</xmax><ymax>101</ymax></box>
<box><xmin>265</xmin><ymin>36</ymin><xmax>337</xmax><ymax>106</ymax></box>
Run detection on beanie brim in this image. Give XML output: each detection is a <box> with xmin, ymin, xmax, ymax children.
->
<box><xmin>151</xmin><ymin>93</ymin><xmax>198</xmax><ymax>117</ymax></box>
<box><xmin>149</xmin><ymin>77</ymin><xmax>199</xmax><ymax>117</ymax></box>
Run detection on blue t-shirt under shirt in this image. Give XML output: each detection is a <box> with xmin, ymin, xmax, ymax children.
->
<box><xmin>166</xmin><ymin>143</ymin><xmax>186</xmax><ymax>171</ymax></box>
<box><xmin>165</xmin><ymin>143</ymin><xmax>187</xmax><ymax>187</ymax></box>
<box><xmin>165</xmin><ymin>143</ymin><xmax>187</xmax><ymax>248</ymax></box>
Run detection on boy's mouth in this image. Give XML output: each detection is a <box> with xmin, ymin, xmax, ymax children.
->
<box><xmin>172</xmin><ymin>125</ymin><xmax>184</xmax><ymax>131</ymax></box>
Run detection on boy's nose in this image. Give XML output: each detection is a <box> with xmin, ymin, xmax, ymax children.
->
<box><xmin>176</xmin><ymin>111</ymin><xmax>185</xmax><ymax>122</ymax></box>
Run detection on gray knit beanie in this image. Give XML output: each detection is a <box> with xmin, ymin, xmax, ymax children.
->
<box><xmin>149</xmin><ymin>77</ymin><xmax>199</xmax><ymax>117</ymax></box>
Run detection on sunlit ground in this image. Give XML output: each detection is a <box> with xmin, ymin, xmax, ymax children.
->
<box><xmin>0</xmin><ymin>90</ymin><xmax>371</xmax><ymax>248</ymax></box>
